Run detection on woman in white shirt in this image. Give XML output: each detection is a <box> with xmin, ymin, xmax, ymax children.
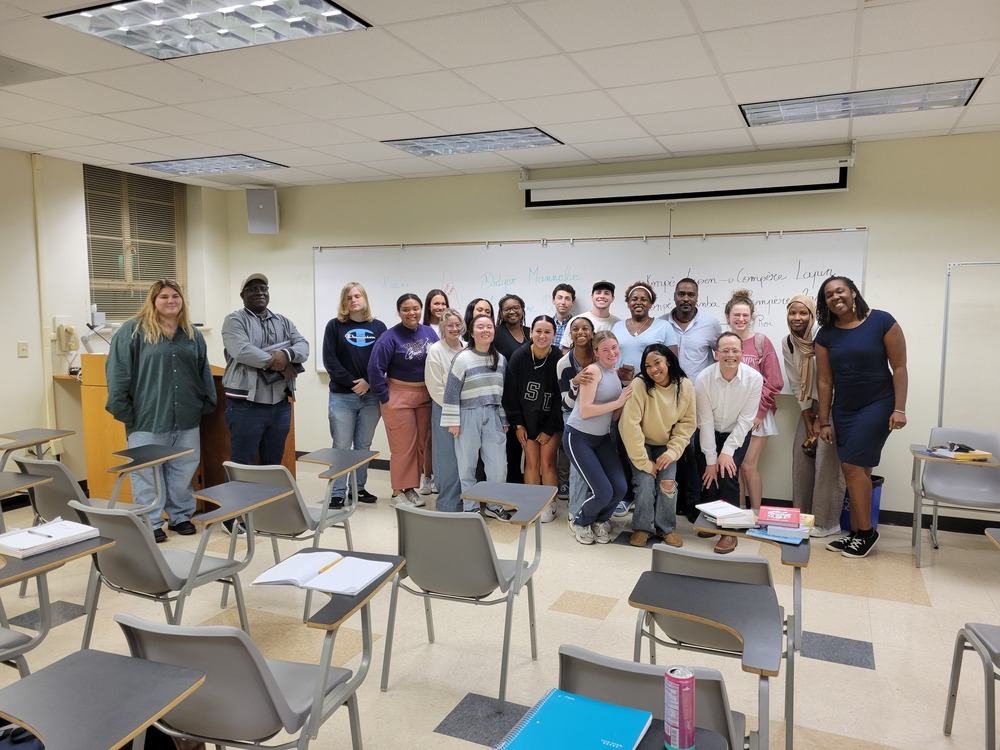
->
<box><xmin>424</xmin><ymin>308</ymin><xmax>467</xmax><ymax>512</ymax></box>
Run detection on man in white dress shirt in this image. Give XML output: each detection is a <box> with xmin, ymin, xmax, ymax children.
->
<box><xmin>694</xmin><ymin>331</ymin><xmax>763</xmax><ymax>553</ymax></box>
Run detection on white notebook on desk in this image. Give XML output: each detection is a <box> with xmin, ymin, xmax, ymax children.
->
<box><xmin>253</xmin><ymin>551</ymin><xmax>392</xmax><ymax>596</ymax></box>
<box><xmin>0</xmin><ymin>518</ymin><xmax>98</xmax><ymax>559</ymax></box>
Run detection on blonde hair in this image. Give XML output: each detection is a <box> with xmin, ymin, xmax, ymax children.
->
<box><xmin>336</xmin><ymin>282</ymin><xmax>373</xmax><ymax>323</ymax></box>
<box><xmin>132</xmin><ymin>280</ymin><xmax>193</xmax><ymax>345</ymax></box>
<box><xmin>592</xmin><ymin>329</ymin><xmax>618</xmax><ymax>351</ymax></box>
<box><xmin>437</xmin><ymin>308</ymin><xmax>465</xmax><ymax>338</ymax></box>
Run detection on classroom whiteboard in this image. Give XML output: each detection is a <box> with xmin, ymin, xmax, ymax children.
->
<box><xmin>313</xmin><ymin>229</ymin><xmax>867</xmax><ymax>373</ymax></box>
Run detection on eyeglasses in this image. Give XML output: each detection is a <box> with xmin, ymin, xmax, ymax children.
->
<box><xmin>444</xmin><ymin>323</ymin><xmax>463</xmax><ymax>330</ymax></box>
<box><xmin>244</xmin><ymin>285</ymin><xmax>269</xmax><ymax>293</ymax></box>
<box><xmin>502</xmin><ymin>305</ymin><xmax>522</xmax><ymax>312</ymax></box>
<box><xmin>718</xmin><ymin>348</ymin><xmax>742</xmax><ymax>355</ymax></box>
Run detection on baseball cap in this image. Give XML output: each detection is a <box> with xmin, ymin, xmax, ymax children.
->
<box><xmin>592</xmin><ymin>280</ymin><xmax>615</xmax><ymax>294</ymax></box>
<box><xmin>240</xmin><ymin>273</ymin><xmax>268</xmax><ymax>292</ymax></box>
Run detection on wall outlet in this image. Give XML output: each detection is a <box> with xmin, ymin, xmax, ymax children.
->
<box><xmin>17</xmin><ymin>341</ymin><xmax>28</xmax><ymax>358</ymax></box>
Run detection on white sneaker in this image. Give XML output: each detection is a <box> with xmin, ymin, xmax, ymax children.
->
<box><xmin>393</xmin><ymin>492</ymin><xmax>417</xmax><ymax>508</ymax></box>
<box><xmin>407</xmin><ymin>488</ymin><xmax>425</xmax><ymax>507</ymax></box>
<box><xmin>592</xmin><ymin>521</ymin><xmax>612</xmax><ymax>544</ymax></box>
<box><xmin>571</xmin><ymin>523</ymin><xmax>595</xmax><ymax>545</ymax></box>
<box><xmin>540</xmin><ymin>503</ymin><xmax>557</xmax><ymax>523</ymax></box>
<box><xmin>430</xmin><ymin>479</ymin><xmax>439</xmax><ymax>494</ymax></box>
<box><xmin>810</xmin><ymin>523</ymin><xmax>843</xmax><ymax>538</ymax></box>
<box><xmin>418</xmin><ymin>477</ymin><xmax>433</xmax><ymax>495</ymax></box>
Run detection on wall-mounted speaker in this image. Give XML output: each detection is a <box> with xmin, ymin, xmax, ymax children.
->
<box><xmin>246</xmin><ymin>188</ymin><xmax>279</xmax><ymax>234</ymax></box>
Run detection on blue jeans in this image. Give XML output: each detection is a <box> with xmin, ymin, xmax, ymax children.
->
<box><xmin>225</xmin><ymin>398</ymin><xmax>291</xmax><ymax>466</ymax></box>
<box><xmin>127</xmin><ymin>427</ymin><xmax>200</xmax><ymax>528</ymax></box>
<box><xmin>431</xmin><ymin>401</ymin><xmax>463</xmax><ymax>512</ymax></box>
<box><xmin>454</xmin><ymin>405</ymin><xmax>506</xmax><ymax>512</ymax></box>
<box><xmin>328</xmin><ymin>391</ymin><xmax>381</xmax><ymax>499</ymax></box>
<box><xmin>631</xmin><ymin>444</ymin><xmax>679</xmax><ymax>536</ymax></box>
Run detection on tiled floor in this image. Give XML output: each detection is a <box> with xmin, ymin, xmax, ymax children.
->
<box><xmin>2</xmin><ymin>461</ymin><xmax>998</xmax><ymax>749</ymax></box>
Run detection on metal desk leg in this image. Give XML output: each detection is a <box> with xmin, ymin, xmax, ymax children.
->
<box><xmin>758</xmin><ymin>673</ymin><xmax>769</xmax><ymax>750</ymax></box>
<box><xmin>792</xmin><ymin>569</ymin><xmax>802</xmax><ymax>651</ymax></box>
<box><xmin>785</xmin><ymin>613</ymin><xmax>795</xmax><ymax>750</ymax></box>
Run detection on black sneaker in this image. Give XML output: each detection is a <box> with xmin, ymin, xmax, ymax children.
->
<box><xmin>329</xmin><ymin>495</ymin><xmax>345</xmax><ymax>509</ymax></box>
<box><xmin>167</xmin><ymin>520</ymin><xmax>196</xmax><ymax>535</ymax></box>
<box><xmin>826</xmin><ymin>532</ymin><xmax>855</xmax><ymax>552</ymax></box>
<box><xmin>357</xmin><ymin>489</ymin><xmax>378</xmax><ymax>504</ymax></box>
<box><xmin>153</xmin><ymin>527</ymin><xmax>167</xmax><ymax>543</ymax></box>
<box><xmin>841</xmin><ymin>530</ymin><xmax>879</xmax><ymax>559</ymax></box>
<box><xmin>481</xmin><ymin>505</ymin><xmax>514</xmax><ymax>521</ymax></box>
<box><xmin>223</xmin><ymin>519</ymin><xmax>247</xmax><ymax>536</ymax></box>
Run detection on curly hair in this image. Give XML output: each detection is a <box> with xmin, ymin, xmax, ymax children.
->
<box><xmin>724</xmin><ymin>288</ymin><xmax>754</xmax><ymax>317</ymax></box>
<box><xmin>624</xmin><ymin>281</ymin><xmax>657</xmax><ymax>306</ymax></box>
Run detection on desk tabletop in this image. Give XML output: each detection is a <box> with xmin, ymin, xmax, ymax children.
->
<box><xmin>0</xmin><ymin>429</ymin><xmax>75</xmax><ymax>452</ymax></box>
<box><xmin>0</xmin><ymin>536</ymin><xmax>115</xmax><ymax>586</ymax></box>
<box><xmin>987</xmin><ymin>529</ymin><xmax>1000</xmax><ymax>551</ymax></box>
<box><xmin>693</xmin><ymin>513</ymin><xmax>811</xmax><ymax>568</ymax></box>
<box><xmin>299</xmin><ymin>448</ymin><xmax>379</xmax><ymax>480</ymax></box>
<box><xmin>191</xmin><ymin>481</ymin><xmax>294</xmax><ymax>524</ymax></box>
<box><xmin>638</xmin><ymin>722</ymin><xmax>728</xmax><ymax>750</ymax></box>
<box><xmin>301</xmin><ymin>549</ymin><xmax>404</xmax><ymax>631</ymax></box>
<box><xmin>0</xmin><ymin>472</ymin><xmax>53</xmax><ymax>499</ymax></box>
<box><xmin>108</xmin><ymin>444</ymin><xmax>196</xmax><ymax>474</ymax></box>
<box><xmin>909</xmin><ymin>444</ymin><xmax>1000</xmax><ymax>467</ymax></box>
<box><xmin>628</xmin><ymin>570</ymin><xmax>783</xmax><ymax>676</ymax></box>
<box><xmin>460</xmin><ymin>481</ymin><xmax>556</xmax><ymax>525</ymax></box>
<box><xmin>0</xmin><ymin>649</ymin><xmax>204</xmax><ymax>750</ymax></box>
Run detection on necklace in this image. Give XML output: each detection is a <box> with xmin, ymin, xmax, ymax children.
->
<box><xmin>531</xmin><ymin>347</ymin><xmax>550</xmax><ymax>369</ymax></box>
<box><xmin>627</xmin><ymin>318</ymin><xmax>652</xmax><ymax>337</ymax></box>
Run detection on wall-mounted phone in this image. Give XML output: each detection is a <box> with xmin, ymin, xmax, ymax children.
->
<box><xmin>57</xmin><ymin>324</ymin><xmax>79</xmax><ymax>352</ymax></box>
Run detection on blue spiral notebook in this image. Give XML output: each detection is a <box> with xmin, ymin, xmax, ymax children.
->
<box><xmin>493</xmin><ymin>688</ymin><xmax>652</xmax><ymax>750</ymax></box>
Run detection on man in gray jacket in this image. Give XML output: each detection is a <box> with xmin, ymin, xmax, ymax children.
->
<box><xmin>221</xmin><ymin>273</ymin><xmax>309</xmax><ymax>467</ymax></box>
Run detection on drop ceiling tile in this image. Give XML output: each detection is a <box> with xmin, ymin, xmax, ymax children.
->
<box><xmin>519</xmin><ymin>0</ymin><xmax>694</xmax><ymax>51</ymax></box>
<box><xmin>364</xmin><ymin>157</ymin><xmax>455</xmax><ymax>176</ymax></box>
<box><xmin>45</xmin><ymin>115</ymin><xmax>166</xmax><ymax>141</ymax></box>
<box><xmin>171</xmin><ymin>47</ymin><xmax>337</xmax><ymax>95</ymax></box>
<box><xmin>505</xmin><ymin>90</ymin><xmax>625</xmax><ymax>125</ymax></box>
<box><xmin>609</xmin><ymin>77</ymin><xmax>731</xmax><ymax>116</ymax></box>
<box><xmin>657</xmin><ymin>128</ymin><xmax>754</xmax><ymax>154</ymax></box>
<box><xmin>317</xmin><ymin>141</ymin><xmax>410</xmax><ymax>162</ymax></box>
<box><xmin>860</xmin><ymin>0</ymin><xmax>1000</xmax><ymax>55</ymax></box>
<box><xmin>109</xmin><ymin>107</ymin><xmax>232</xmax><ymax>136</ymax></box>
<box><xmin>856</xmin><ymin>42</ymin><xmax>998</xmax><ymax>91</ymax></box>
<box><xmin>690</xmin><ymin>0</ymin><xmax>857</xmax><ymax>31</ymax></box>
<box><xmin>637</xmin><ymin>106</ymin><xmax>746</xmax><ymax>136</ymax></box>
<box><xmin>255</xmin><ymin>122</ymin><xmax>367</xmax><ymax>148</ymax></box>
<box><xmin>0</xmin><ymin>15</ymin><xmax>143</xmax><ymax>75</ymax></box>
<box><xmin>571</xmin><ymin>37</ymin><xmax>715</xmax><ymax>89</ymax></box>
<box><xmin>726</xmin><ymin>59</ymin><xmax>855</xmax><ymax>103</ymax></box>
<box><xmin>181</xmin><ymin>96</ymin><xmax>313</xmax><ymax>128</ymax></box>
<box><xmin>68</xmin><ymin>142</ymin><xmax>176</xmax><ymax>163</ymax></box>
<box><xmin>256</xmin><ymin>167</ymin><xmax>337</xmax><ymax>185</ymax></box>
<box><xmin>275</xmin><ymin>29</ymin><xmax>441</xmax><ymax>83</ymax></box>
<box><xmin>3</xmin><ymin>76</ymin><xmax>159</xmax><ymax>114</ymax></box>
<box><xmin>456</xmin><ymin>55</ymin><xmax>595</xmax><ymax>100</ymax></box>
<box><xmin>82</xmin><ymin>63</ymin><xmax>244</xmax><ymax>105</ymax></box>
<box><xmin>0</xmin><ymin>90</ymin><xmax>86</xmax><ymax>122</ymax></box>
<box><xmin>261</xmin><ymin>85</ymin><xmax>397</xmax><ymax>120</ymax></box>
<box><xmin>333</xmin><ymin>112</ymin><xmax>444</xmax><ymax>140</ymax></box>
<box><xmin>706</xmin><ymin>12</ymin><xmax>857</xmax><ymax>73</ymax></box>
<box><xmin>388</xmin><ymin>6</ymin><xmax>559</xmax><ymax>68</ymax></box>
<box><xmin>849</xmin><ymin>108</ymin><xmax>963</xmax><ymax>137</ymax></box>
<box><xmin>190</xmin><ymin>129</ymin><xmax>298</xmax><ymax>153</ymax></box>
<box><xmin>39</xmin><ymin>149</ymin><xmax>115</xmax><ymax>166</ymax></box>
<box><xmin>959</xmin><ymin>102</ymin><xmax>1000</xmax><ymax>128</ymax></box>
<box><xmin>547</xmin><ymin>117</ymin><xmax>648</xmax><ymax>143</ymax></box>
<box><xmin>0</xmin><ymin>136</ymin><xmax>35</xmax><ymax>151</ymax></box>
<box><xmin>426</xmin><ymin>151</ymin><xmax>521</xmax><ymax>170</ymax></box>
<box><xmin>0</xmin><ymin>5</ymin><xmax>28</xmax><ymax>22</ymax></box>
<box><xmin>412</xmin><ymin>103</ymin><xmax>527</xmax><ymax>134</ymax></box>
<box><xmin>354</xmin><ymin>71</ymin><xmax>491</xmax><ymax>110</ymax></box>
<box><xmin>355</xmin><ymin>0</ymin><xmax>509</xmax><ymax>25</ymax></box>
<box><xmin>573</xmin><ymin>137</ymin><xmax>668</xmax><ymax>161</ymax></box>
<box><xmin>748</xmin><ymin>120</ymin><xmax>850</xmax><ymax>146</ymax></box>
<box><xmin>307</xmin><ymin>162</ymin><xmax>396</xmax><ymax>180</ymax></box>
<box><xmin>971</xmin><ymin>75</ymin><xmax>1000</xmax><ymax>105</ymax></box>
<box><xmin>0</xmin><ymin>123</ymin><xmax>99</xmax><ymax>149</ymax></box>
<box><xmin>245</xmin><ymin>148</ymin><xmax>340</xmax><ymax>168</ymax></box>
<box><xmin>0</xmin><ymin>116</ymin><xmax>16</xmax><ymax>127</ymax></box>
<box><xmin>502</xmin><ymin>143</ymin><xmax>592</xmax><ymax>166</ymax></box>
<box><xmin>118</xmin><ymin>137</ymin><xmax>226</xmax><ymax>159</ymax></box>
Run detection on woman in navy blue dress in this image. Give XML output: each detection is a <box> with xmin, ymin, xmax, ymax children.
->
<box><xmin>815</xmin><ymin>276</ymin><xmax>907</xmax><ymax>559</ymax></box>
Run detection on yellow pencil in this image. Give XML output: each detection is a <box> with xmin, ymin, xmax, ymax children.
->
<box><xmin>318</xmin><ymin>556</ymin><xmax>343</xmax><ymax>574</ymax></box>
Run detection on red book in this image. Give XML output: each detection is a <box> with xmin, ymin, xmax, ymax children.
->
<box><xmin>757</xmin><ymin>506</ymin><xmax>800</xmax><ymax>528</ymax></box>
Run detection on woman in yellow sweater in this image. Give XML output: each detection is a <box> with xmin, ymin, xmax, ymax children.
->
<box><xmin>619</xmin><ymin>343</ymin><xmax>697</xmax><ymax>547</ymax></box>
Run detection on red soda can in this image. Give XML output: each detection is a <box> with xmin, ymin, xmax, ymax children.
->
<box><xmin>664</xmin><ymin>665</ymin><xmax>695</xmax><ymax>750</ymax></box>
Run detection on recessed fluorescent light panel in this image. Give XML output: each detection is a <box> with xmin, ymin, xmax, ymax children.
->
<box><xmin>48</xmin><ymin>0</ymin><xmax>368</xmax><ymax>60</ymax></box>
<box><xmin>741</xmin><ymin>79</ymin><xmax>981</xmax><ymax>127</ymax></box>
<box><xmin>134</xmin><ymin>154</ymin><xmax>285</xmax><ymax>176</ymax></box>
<box><xmin>385</xmin><ymin>128</ymin><xmax>562</xmax><ymax>157</ymax></box>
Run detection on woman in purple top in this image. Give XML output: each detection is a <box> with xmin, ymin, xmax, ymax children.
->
<box><xmin>815</xmin><ymin>276</ymin><xmax>907</xmax><ymax>559</ymax></box>
<box><xmin>367</xmin><ymin>293</ymin><xmax>439</xmax><ymax>507</ymax></box>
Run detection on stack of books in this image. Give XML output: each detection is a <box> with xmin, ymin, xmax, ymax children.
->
<box><xmin>747</xmin><ymin>506</ymin><xmax>812</xmax><ymax>544</ymax></box>
<box><xmin>932</xmin><ymin>447</ymin><xmax>992</xmax><ymax>461</ymax></box>
<box><xmin>695</xmin><ymin>500</ymin><xmax>756</xmax><ymax>529</ymax></box>
<box><xmin>0</xmin><ymin>518</ymin><xmax>99</xmax><ymax>558</ymax></box>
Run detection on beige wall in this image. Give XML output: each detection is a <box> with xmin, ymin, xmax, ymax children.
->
<box><xmin>3</xmin><ymin>132</ymin><xmax>998</xmax><ymax>514</ymax></box>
